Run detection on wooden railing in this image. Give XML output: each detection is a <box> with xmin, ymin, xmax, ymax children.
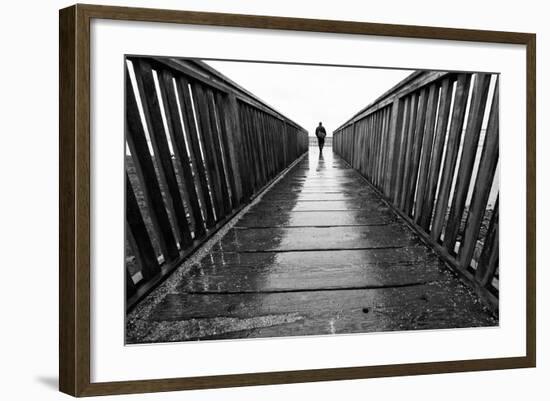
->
<box><xmin>125</xmin><ymin>57</ymin><xmax>308</xmax><ymax>309</ymax></box>
<box><xmin>333</xmin><ymin>71</ymin><xmax>499</xmax><ymax>310</ymax></box>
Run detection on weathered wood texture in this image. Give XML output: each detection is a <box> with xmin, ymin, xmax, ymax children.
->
<box><xmin>125</xmin><ymin>57</ymin><xmax>308</xmax><ymax>308</ymax></box>
<box><xmin>333</xmin><ymin>71</ymin><xmax>500</xmax><ymax>309</ymax></box>
<box><xmin>126</xmin><ymin>151</ymin><xmax>496</xmax><ymax>344</ymax></box>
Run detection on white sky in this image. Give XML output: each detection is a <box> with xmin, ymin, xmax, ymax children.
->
<box><xmin>205</xmin><ymin>60</ymin><xmax>412</xmax><ymax>137</ymax></box>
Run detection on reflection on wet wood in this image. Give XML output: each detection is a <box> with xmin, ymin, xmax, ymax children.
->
<box><xmin>250</xmin><ymin>199</ymin><xmax>388</xmax><ymax>212</ymax></box>
<box><xmin>176</xmin><ymin>250</ymin><xmax>445</xmax><ymax>293</ymax></box>
<box><xmin>213</xmin><ymin>225</ymin><xmax>417</xmax><ymax>252</ymax></box>
<box><xmin>236</xmin><ymin>210</ymin><xmax>395</xmax><ymax>227</ymax></box>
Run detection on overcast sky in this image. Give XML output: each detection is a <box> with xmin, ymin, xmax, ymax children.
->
<box><xmin>205</xmin><ymin>60</ymin><xmax>412</xmax><ymax>137</ymax></box>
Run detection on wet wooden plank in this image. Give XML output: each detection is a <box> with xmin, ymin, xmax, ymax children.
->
<box><xmin>271</xmin><ymin>189</ymin><xmax>374</xmax><ymax>195</ymax></box>
<box><xmin>212</xmin><ymin>225</ymin><xmax>417</xmax><ymax>252</ymax></box>
<box><xmin>152</xmin><ymin>280</ymin><xmax>496</xmax><ymax>324</ymax></box>
<box><xmin>186</xmin><ymin>302</ymin><xmax>496</xmax><ymax>341</ymax></box>
<box><xmin>236</xmin><ymin>210</ymin><xmax>395</xmax><ymax>227</ymax></box>
<box><xmin>250</xmin><ymin>199</ymin><xmax>388</xmax><ymax>212</ymax></box>
<box><xmin>289</xmin><ymin>171</ymin><xmax>356</xmax><ymax>178</ymax></box>
<box><xmin>278</xmin><ymin>175</ymin><xmax>363</xmax><ymax>183</ymax></box>
<box><xmin>179</xmin><ymin>248</ymin><xmax>445</xmax><ymax>293</ymax></box>
<box><xmin>131</xmin><ymin>276</ymin><xmax>496</xmax><ymax>343</ymax></box>
<box><xmin>270</xmin><ymin>184</ymin><xmax>373</xmax><ymax>193</ymax></box>
<box><xmin>261</xmin><ymin>192</ymin><xmax>376</xmax><ymax>201</ymax></box>
<box><xmin>274</xmin><ymin>178</ymin><xmax>367</xmax><ymax>189</ymax></box>
<box><xmin>196</xmin><ymin>246</ymin><xmax>437</xmax><ymax>268</ymax></box>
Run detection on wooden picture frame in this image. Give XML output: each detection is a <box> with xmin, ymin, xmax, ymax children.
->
<box><xmin>59</xmin><ymin>3</ymin><xmax>536</xmax><ymax>396</ymax></box>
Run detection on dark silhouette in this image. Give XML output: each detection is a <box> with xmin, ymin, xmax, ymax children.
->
<box><xmin>315</xmin><ymin>122</ymin><xmax>326</xmax><ymax>153</ymax></box>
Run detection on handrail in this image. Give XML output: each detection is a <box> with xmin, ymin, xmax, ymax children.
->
<box><xmin>153</xmin><ymin>57</ymin><xmax>307</xmax><ymax>132</ymax></box>
<box><xmin>125</xmin><ymin>56</ymin><xmax>308</xmax><ymax>309</ymax></box>
<box><xmin>333</xmin><ymin>71</ymin><xmax>500</xmax><ymax>311</ymax></box>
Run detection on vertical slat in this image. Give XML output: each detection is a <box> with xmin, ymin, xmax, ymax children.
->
<box><xmin>443</xmin><ymin>73</ymin><xmax>492</xmax><ymax>251</ymax></box>
<box><xmin>413</xmin><ymin>83</ymin><xmax>439</xmax><ymax>223</ymax></box>
<box><xmin>380</xmin><ymin>106</ymin><xmax>392</xmax><ymax>191</ymax></box>
<box><xmin>134</xmin><ymin>60</ymin><xmax>193</xmax><ymax>247</ymax></box>
<box><xmin>374</xmin><ymin>112</ymin><xmax>383</xmax><ymax>186</ymax></box>
<box><xmin>250</xmin><ymin>109</ymin><xmax>267</xmax><ymax>186</ymax></box>
<box><xmin>206</xmin><ymin>89</ymin><xmax>232</xmax><ymax>216</ymax></box>
<box><xmin>377</xmin><ymin>108</ymin><xmax>387</xmax><ymax>189</ymax></box>
<box><xmin>403</xmin><ymin>86</ymin><xmax>429</xmax><ymax>216</ymax></box>
<box><xmin>158</xmin><ymin>70</ymin><xmax>206</xmax><ymax>238</ymax></box>
<box><xmin>369</xmin><ymin>114</ymin><xmax>378</xmax><ymax>182</ymax></box>
<box><xmin>385</xmin><ymin>98</ymin><xmax>405</xmax><ymax>197</ymax></box>
<box><xmin>192</xmin><ymin>83</ymin><xmax>227</xmax><ymax>220</ymax></box>
<box><xmin>351</xmin><ymin>122</ymin><xmax>358</xmax><ymax>168</ymax></box>
<box><xmin>126</xmin><ymin>265</ymin><xmax>137</xmax><ymax>297</ymax></box>
<box><xmin>393</xmin><ymin>96</ymin><xmax>411</xmax><ymax>205</ymax></box>
<box><xmin>475</xmin><ymin>197</ymin><xmax>499</xmax><ymax>287</ymax></box>
<box><xmin>419</xmin><ymin>77</ymin><xmax>453</xmax><ymax>230</ymax></box>
<box><xmin>241</xmin><ymin>106</ymin><xmax>260</xmax><ymax>190</ymax></box>
<box><xmin>398</xmin><ymin>93</ymin><xmax>419</xmax><ymax>210</ymax></box>
<box><xmin>257</xmin><ymin>112</ymin><xmax>272</xmax><ymax>180</ymax></box>
<box><xmin>358</xmin><ymin>121</ymin><xmax>364</xmax><ymax>170</ymax></box>
<box><xmin>251</xmin><ymin>110</ymin><xmax>265</xmax><ymax>183</ymax></box>
<box><xmin>217</xmin><ymin>92</ymin><xmax>244</xmax><ymax>205</ymax></box>
<box><xmin>459</xmin><ymin>80</ymin><xmax>499</xmax><ymax>268</ymax></box>
<box><xmin>125</xmin><ymin>69</ymin><xmax>179</xmax><ymax>262</ymax></box>
<box><xmin>276</xmin><ymin>120</ymin><xmax>283</xmax><ymax>170</ymax></box>
<box><xmin>237</xmin><ymin>104</ymin><xmax>255</xmax><ymax>195</ymax></box>
<box><xmin>176</xmin><ymin>76</ymin><xmax>217</xmax><ymax>228</ymax></box>
<box><xmin>262</xmin><ymin>114</ymin><xmax>274</xmax><ymax>178</ymax></box>
<box><xmin>282</xmin><ymin>121</ymin><xmax>289</xmax><ymax>167</ymax></box>
<box><xmin>430</xmin><ymin>74</ymin><xmax>472</xmax><ymax>241</ymax></box>
<box><xmin>125</xmin><ymin>173</ymin><xmax>159</xmax><ymax>280</ymax></box>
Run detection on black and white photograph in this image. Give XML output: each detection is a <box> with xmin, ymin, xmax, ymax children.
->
<box><xmin>124</xmin><ymin>56</ymin><xmax>500</xmax><ymax>344</ymax></box>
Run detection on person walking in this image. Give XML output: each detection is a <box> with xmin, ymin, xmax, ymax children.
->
<box><xmin>315</xmin><ymin>122</ymin><xmax>327</xmax><ymax>154</ymax></box>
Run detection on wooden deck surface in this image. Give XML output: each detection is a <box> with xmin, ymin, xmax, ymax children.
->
<box><xmin>126</xmin><ymin>147</ymin><xmax>496</xmax><ymax>344</ymax></box>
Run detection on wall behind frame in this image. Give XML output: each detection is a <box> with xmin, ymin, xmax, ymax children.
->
<box><xmin>0</xmin><ymin>0</ymin><xmax>546</xmax><ymax>400</ymax></box>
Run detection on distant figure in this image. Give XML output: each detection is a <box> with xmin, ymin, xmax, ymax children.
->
<box><xmin>315</xmin><ymin>122</ymin><xmax>327</xmax><ymax>153</ymax></box>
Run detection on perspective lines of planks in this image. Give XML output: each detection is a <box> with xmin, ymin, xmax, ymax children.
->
<box><xmin>126</xmin><ymin>148</ymin><xmax>496</xmax><ymax>344</ymax></box>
